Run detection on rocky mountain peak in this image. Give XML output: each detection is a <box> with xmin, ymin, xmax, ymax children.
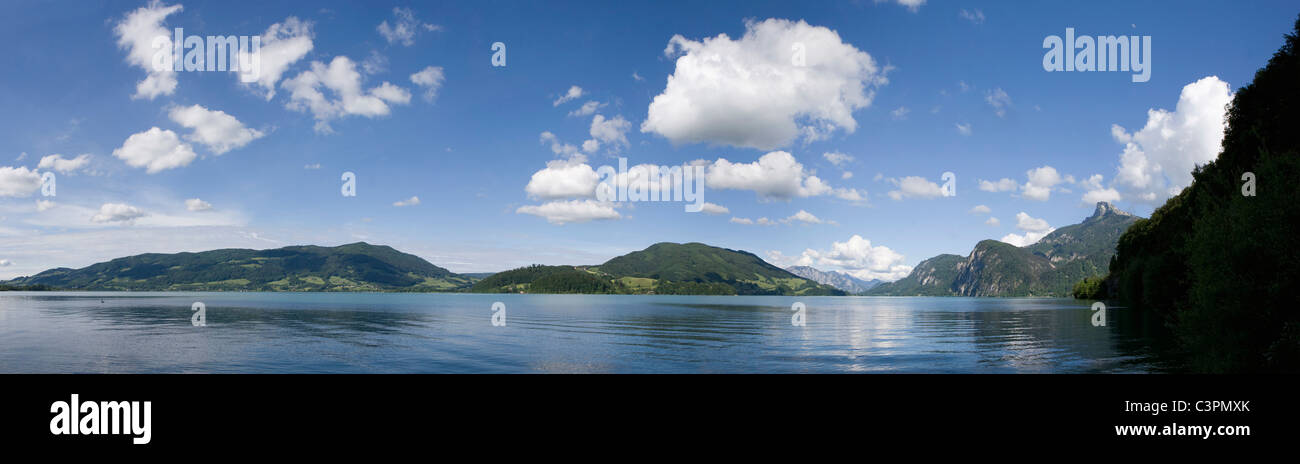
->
<box><xmin>1087</xmin><ymin>201</ymin><xmax>1132</xmax><ymax>221</ymax></box>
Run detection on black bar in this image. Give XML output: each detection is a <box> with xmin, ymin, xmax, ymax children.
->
<box><xmin>2</xmin><ymin>374</ymin><xmax>1291</xmax><ymax>451</ymax></box>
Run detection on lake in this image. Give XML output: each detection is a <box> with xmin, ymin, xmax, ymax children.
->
<box><xmin>0</xmin><ymin>292</ymin><xmax>1176</xmax><ymax>373</ymax></box>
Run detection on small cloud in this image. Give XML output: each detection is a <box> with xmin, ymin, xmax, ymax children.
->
<box><xmin>112</xmin><ymin>127</ymin><xmax>197</xmax><ymax>173</ymax></box>
<box><xmin>959</xmin><ymin>9</ymin><xmax>985</xmax><ymax>24</ymax></box>
<box><xmin>1000</xmin><ymin>212</ymin><xmax>1054</xmax><ymax>246</ymax></box>
<box><xmin>833</xmin><ymin>188</ymin><xmax>869</xmax><ymax>205</ymax></box>
<box><xmin>985</xmin><ymin>88</ymin><xmax>1012</xmax><ymax>118</ymax></box>
<box><xmin>699</xmin><ymin>202</ymin><xmax>729</xmax><ymax>215</ymax></box>
<box><xmin>783</xmin><ymin>210</ymin><xmax>836</xmax><ymax>225</ymax></box>
<box><xmin>361</xmin><ymin>50</ymin><xmax>388</xmax><ymax>75</ymax></box>
<box><xmin>516</xmin><ymin>199</ymin><xmax>620</xmax><ymax>224</ymax></box>
<box><xmin>91</xmin><ymin>203</ymin><xmax>147</xmax><ymax>224</ymax></box>
<box><xmin>410</xmin><ymin>66</ymin><xmax>446</xmax><ymax>103</ymax></box>
<box><xmin>38</xmin><ymin>154</ymin><xmax>92</xmax><ymax>174</ymax></box>
<box><xmin>185</xmin><ymin>198</ymin><xmax>212</xmax><ymax>211</ymax></box>
<box><xmin>377</xmin><ymin>7</ymin><xmax>439</xmax><ymax>46</ymax></box>
<box><xmin>393</xmin><ymin>196</ymin><xmax>421</xmax><ymax>207</ymax></box>
<box><xmin>823</xmin><ymin>151</ymin><xmax>854</xmax><ymax>167</ymax></box>
<box><xmin>978</xmin><ymin>178</ymin><xmax>1018</xmax><ymax>192</ymax></box>
<box><xmin>887</xmin><ymin>176</ymin><xmax>944</xmax><ymax>200</ymax></box>
<box><xmin>969</xmin><ymin>204</ymin><xmax>991</xmax><ymax>214</ymax></box>
<box><xmin>892</xmin><ymin>0</ymin><xmax>926</xmax><ymax>13</ymax></box>
<box><xmin>553</xmin><ymin>85</ymin><xmax>583</xmax><ymax>106</ymax></box>
<box><xmin>955</xmin><ymin>123</ymin><xmax>972</xmax><ymax>136</ymax></box>
<box><xmin>568</xmin><ymin>100</ymin><xmax>605</xmax><ymax>117</ymax></box>
<box><xmin>304</xmin><ymin>163</ymin><xmax>321</xmax><ymax>170</ymax></box>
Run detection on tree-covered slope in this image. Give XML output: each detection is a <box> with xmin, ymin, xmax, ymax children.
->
<box><xmin>594</xmin><ymin>242</ymin><xmax>843</xmax><ymax>295</ymax></box>
<box><xmin>470</xmin><ymin>265</ymin><xmax>619</xmax><ymax>294</ymax></box>
<box><xmin>3</xmin><ymin>242</ymin><xmax>474</xmax><ymax>291</ymax></box>
<box><xmin>470</xmin><ymin>243</ymin><xmax>844</xmax><ymax>296</ymax></box>
<box><xmin>1104</xmin><ymin>17</ymin><xmax>1300</xmax><ymax>372</ymax></box>
<box><xmin>866</xmin><ymin>254</ymin><xmax>965</xmax><ymax>296</ymax></box>
<box><xmin>951</xmin><ymin>240</ymin><xmax>1054</xmax><ymax>296</ymax></box>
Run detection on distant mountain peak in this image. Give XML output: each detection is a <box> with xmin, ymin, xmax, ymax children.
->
<box><xmin>870</xmin><ymin>205</ymin><xmax>1143</xmax><ymax>297</ymax></box>
<box><xmin>1087</xmin><ymin>201</ymin><xmax>1132</xmax><ymax>221</ymax></box>
<box><xmin>783</xmin><ymin>265</ymin><xmax>881</xmax><ymax>294</ymax></box>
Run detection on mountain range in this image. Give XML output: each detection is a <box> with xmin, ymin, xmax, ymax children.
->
<box><xmin>867</xmin><ymin>202</ymin><xmax>1140</xmax><ymax>297</ymax></box>
<box><xmin>2</xmin><ymin>205</ymin><xmax>1135</xmax><ymax>297</ymax></box>
<box><xmin>2</xmin><ymin>241</ymin><xmax>843</xmax><ymax>296</ymax></box>
<box><xmin>784</xmin><ymin>266</ymin><xmax>882</xmax><ymax>294</ymax></box>
<box><xmin>2</xmin><ymin>242</ymin><xmax>475</xmax><ymax>292</ymax></box>
<box><xmin>471</xmin><ymin>242</ymin><xmax>844</xmax><ymax>295</ymax></box>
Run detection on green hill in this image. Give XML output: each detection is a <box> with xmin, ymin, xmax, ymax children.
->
<box><xmin>3</xmin><ymin>242</ymin><xmax>474</xmax><ymax>292</ymax></box>
<box><xmin>868</xmin><ymin>202</ymin><xmax>1140</xmax><ymax>297</ymax></box>
<box><xmin>595</xmin><ymin>242</ymin><xmax>843</xmax><ymax>295</ymax></box>
<box><xmin>471</xmin><ymin>242</ymin><xmax>844</xmax><ymax>296</ymax></box>
<box><xmin>864</xmin><ymin>254</ymin><xmax>964</xmax><ymax>296</ymax></box>
<box><xmin>470</xmin><ymin>265</ymin><xmax>618</xmax><ymax>294</ymax></box>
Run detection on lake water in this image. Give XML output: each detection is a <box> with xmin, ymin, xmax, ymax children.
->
<box><xmin>0</xmin><ymin>292</ymin><xmax>1176</xmax><ymax>373</ymax></box>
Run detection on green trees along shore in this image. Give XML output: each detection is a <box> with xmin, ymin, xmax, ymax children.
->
<box><xmin>1089</xmin><ymin>16</ymin><xmax>1300</xmax><ymax>373</ymax></box>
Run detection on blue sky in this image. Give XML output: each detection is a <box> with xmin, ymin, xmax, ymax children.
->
<box><xmin>0</xmin><ymin>0</ymin><xmax>1296</xmax><ymax>280</ymax></box>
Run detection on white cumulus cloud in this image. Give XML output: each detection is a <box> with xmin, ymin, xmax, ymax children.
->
<box><xmin>282</xmin><ymin>56</ymin><xmax>412</xmax><ymax>133</ymax></box>
<box><xmin>516</xmin><ymin>199</ymin><xmax>620</xmax><ymax>224</ymax></box>
<box><xmin>587</xmin><ymin>114</ymin><xmax>631</xmax><ymax>153</ymax></box>
<box><xmin>113</xmin><ymin>1</ymin><xmax>182</xmax><ymax>99</ymax></box>
<box><xmin>38</xmin><ymin>154</ymin><xmax>92</xmax><ymax>174</ymax></box>
<box><xmin>91</xmin><ymin>203</ymin><xmax>147</xmax><ymax>224</ymax></box>
<box><xmin>769</xmin><ymin>234</ymin><xmax>912</xmax><ymax>281</ymax></box>
<box><xmin>642</xmin><ymin>18</ymin><xmax>887</xmax><ymax>150</ymax></box>
<box><xmin>705</xmin><ymin>151</ymin><xmax>831</xmax><ymax>200</ymax></box>
<box><xmin>887</xmin><ymin>176</ymin><xmax>944</xmax><ymax>200</ymax></box>
<box><xmin>1110</xmin><ymin>76</ymin><xmax>1233</xmax><ymax>204</ymax></box>
<box><xmin>0</xmin><ymin>166</ymin><xmax>42</xmax><ymax>197</ymax></box>
<box><xmin>168</xmin><ymin>105</ymin><xmax>264</xmax><ymax>155</ymax></box>
<box><xmin>1000</xmin><ymin>212</ymin><xmax>1054</xmax><ymax>246</ymax></box>
<box><xmin>1021</xmin><ymin>166</ymin><xmax>1063</xmax><ymax>201</ymax></box>
<box><xmin>112</xmin><ymin>127</ymin><xmax>198</xmax><ymax>173</ymax></box>
<box><xmin>524</xmin><ymin>157</ymin><xmax>600</xmax><ymax>200</ymax></box>
<box><xmin>238</xmin><ymin>17</ymin><xmax>314</xmax><ymax>100</ymax></box>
